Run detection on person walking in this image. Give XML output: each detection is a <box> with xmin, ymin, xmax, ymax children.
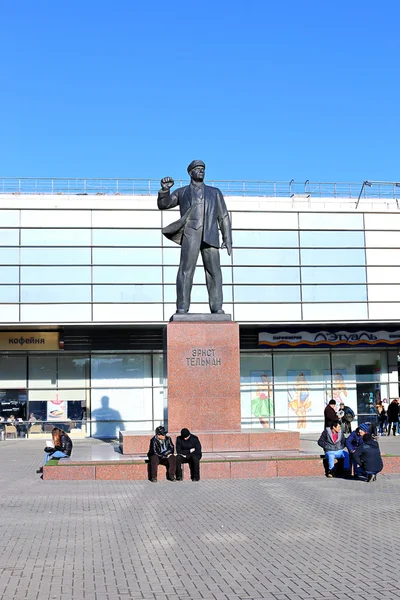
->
<box><xmin>387</xmin><ymin>399</ymin><xmax>399</xmax><ymax>436</ymax></box>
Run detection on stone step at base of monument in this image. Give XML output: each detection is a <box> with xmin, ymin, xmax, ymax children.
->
<box><xmin>42</xmin><ymin>453</ymin><xmax>400</xmax><ymax>481</ymax></box>
<box><xmin>119</xmin><ymin>429</ymin><xmax>300</xmax><ymax>455</ymax></box>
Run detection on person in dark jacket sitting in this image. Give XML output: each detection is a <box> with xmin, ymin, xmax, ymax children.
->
<box><xmin>318</xmin><ymin>420</ymin><xmax>350</xmax><ymax>477</ymax></box>
<box><xmin>37</xmin><ymin>427</ymin><xmax>73</xmax><ymax>473</ymax></box>
<box><xmin>346</xmin><ymin>423</ymin><xmax>370</xmax><ymax>477</ymax></box>
<box><xmin>175</xmin><ymin>428</ymin><xmax>202</xmax><ymax>481</ymax></box>
<box><xmin>353</xmin><ymin>433</ymin><xmax>383</xmax><ymax>482</ymax></box>
<box><xmin>147</xmin><ymin>426</ymin><xmax>176</xmax><ymax>482</ymax></box>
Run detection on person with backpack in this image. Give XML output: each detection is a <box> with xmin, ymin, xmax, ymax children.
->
<box><xmin>339</xmin><ymin>402</ymin><xmax>355</xmax><ymax>433</ymax></box>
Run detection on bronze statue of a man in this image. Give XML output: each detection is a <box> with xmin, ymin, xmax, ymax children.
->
<box><xmin>157</xmin><ymin>160</ymin><xmax>232</xmax><ymax>314</ymax></box>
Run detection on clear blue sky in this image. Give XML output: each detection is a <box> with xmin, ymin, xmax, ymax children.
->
<box><xmin>1</xmin><ymin>0</ymin><xmax>399</xmax><ymax>183</ymax></box>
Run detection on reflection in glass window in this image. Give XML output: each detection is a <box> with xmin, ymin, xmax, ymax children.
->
<box><xmin>91</xmin><ymin>388</ymin><xmax>153</xmax><ymax>437</ymax></box>
<box><xmin>234</xmin><ymin>267</ymin><xmax>300</xmax><ymax>284</ymax></box>
<box><xmin>299</xmin><ymin>213</ymin><xmax>363</xmax><ymax>230</ymax></box>
<box><xmin>234</xmin><ymin>231</ymin><xmax>298</xmax><ymax>248</ymax></box>
<box><xmin>92</xmin><ymin>229</ymin><xmax>161</xmax><ymax>247</ymax></box>
<box><xmin>93</xmin><ymin>285</ymin><xmax>163</xmax><ymax>303</ymax></box>
<box><xmin>301</xmin><ymin>249</ymin><xmax>365</xmax><ymax>266</ymax></box>
<box><xmin>302</xmin><ymin>284</ymin><xmax>367</xmax><ymax>302</ymax></box>
<box><xmin>21</xmin><ymin>285</ymin><xmax>91</xmax><ymax>303</ymax></box>
<box><xmin>0</xmin><ymin>230</ymin><xmax>19</xmax><ymax>246</ymax></box>
<box><xmin>21</xmin><ymin>229</ymin><xmax>91</xmax><ymax>246</ymax></box>
<box><xmin>300</xmin><ymin>231</ymin><xmax>365</xmax><ymax>248</ymax></box>
<box><xmin>234</xmin><ymin>248</ymin><xmax>299</xmax><ymax>266</ymax></box>
<box><xmin>93</xmin><ymin>248</ymin><xmax>162</xmax><ymax>265</ymax></box>
<box><xmin>93</xmin><ymin>266</ymin><xmax>162</xmax><ymax>284</ymax></box>
<box><xmin>234</xmin><ymin>285</ymin><xmax>301</xmax><ymax>303</ymax></box>
<box><xmin>301</xmin><ymin>266</ymin><xmax>366</xmax><ymax>284</ymax></box>
<box><xmin>58</xmin><ymin>356</ymin><xmax>89</xmax><ymax>389</ymax></box>
<box><xmin>29</xmin><ymin>356</ymin><xmax>57</xmax><ymax>388</ymax></box>
<box><xmin>21</xmin><ymin>266</ymin><xmax>91</xmax><ymax>284</ymax></box>
<box><xmin>0</xmin><ymin>286</ymin><xmax>19</xmax><ymax>302</ymax></box>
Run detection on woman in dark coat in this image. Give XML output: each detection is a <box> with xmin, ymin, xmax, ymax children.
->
<box><xmin>387</xmin><ymin>399</ymin><xmax>399</xmax><ymax>436</ymax></box>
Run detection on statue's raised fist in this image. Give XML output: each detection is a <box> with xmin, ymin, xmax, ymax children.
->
<box><xmin>161</xmin><ymin>176</ymin><xmax>174</xmax><ymax>191</ymax></box>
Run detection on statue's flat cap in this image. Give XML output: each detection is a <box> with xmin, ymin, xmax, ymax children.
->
<box><xmin>187</xmin><ymin>159</ymin><xmax>205</xmax><ymax>173</ymax></box>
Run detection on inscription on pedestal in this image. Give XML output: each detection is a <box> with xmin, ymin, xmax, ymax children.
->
<box><xmin>186</xmin><ymin>348</ymin><xmax>221</xmax><ymax>367</ymax></box>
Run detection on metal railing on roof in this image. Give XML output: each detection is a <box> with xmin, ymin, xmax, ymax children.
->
<box><xmin>0</xmin><ymin>177</ymin><xmax>400</xmax><ymax>200</ymax></box>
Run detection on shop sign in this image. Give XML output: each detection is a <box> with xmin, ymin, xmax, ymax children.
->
<box><xmin>259</xmin><ymin>330</ymin><xmax>400</xmax><ymax>348</ymax></box>
<box><xmin>0</xmin><ymin>332</ymin><xmax>60</xmax><ymax>351</ymax></box>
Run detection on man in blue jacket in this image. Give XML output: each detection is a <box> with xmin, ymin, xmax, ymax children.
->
<box><xmin>318</xmin><ymin>420</ymin><xmax>350</xmax><ymax>478</ymax></box>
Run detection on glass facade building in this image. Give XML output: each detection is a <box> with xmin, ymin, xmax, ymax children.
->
<box><xmin>0</xmin><ymin>184</ymin><xmax>400</xmax><ymax>436</ymax></box>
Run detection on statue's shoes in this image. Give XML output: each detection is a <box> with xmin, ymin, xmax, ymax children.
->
<box><xmin>176</xmin><ymin>309</ymin><xmax>188</xmax><ymax>314</ymax></box>
<box><xmin>212</xmin><ymin>309</ymin><xmax>225</xmax><ymax>314</ymax></box>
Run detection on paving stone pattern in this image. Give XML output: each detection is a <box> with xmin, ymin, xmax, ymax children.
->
<box><xmin>1</xmin><ymin>439</ymin><xmax>400</xmax><ymax>600</ymax></box>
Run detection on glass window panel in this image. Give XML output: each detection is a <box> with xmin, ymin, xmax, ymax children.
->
<box><xmin>240</xmin><ymin>353</ymin><xmax>273</xmax><ymax>385</ymax></box>
<box><xmin>302</xmin><ymin>303</ymin><xmax>368</xmax><ymax>320</ymax></box>
<box><xmin>21</xmin><ymin>229</ymin><xmax>91</xmax><ymax>246</ymax></box>
<box><xmin>92</xmin><ymin>229</ymin><xmax>161</xmax><ymax>247</ymax></box>
<box><xmin>302</xmin><ymin>284</ymin><xmax>367</xmax><ymax>302</ymax></box>
<box><xmin>0</xmin><ymin>286</ymin><xmax>19</xmax><ymax>302</ymax></box>
<box><xmin>366</xmin><ymin>249</ymin><xmax>400</xmax><ymax>266</ymax></box>
<box><xmin>299</xmin><ymin>213</ymin><xmax>363</xmax><ymax>230</ymax></box>
<box><xmin>0</xmin><ymin>356</ymin><xmax>26</xmax><ymax>387</ymax></box>
<box><xmin>273</xmin><ymin>352</ymin><xmax>331</xmax><ymax>432</ymax></box>
<box><xmin>21</xmin><ymin>266</ymin><xmax>91</xmax><ymax>284</ymax></box>
<box><xmin>364</xmin><ymin>213</ymin><xmax>400</xmax><ymax>230</ymax></box>
<box><xmin>234</xmin><ymin>231</ymin><xmax>298</xmax><ymax>248</ymax></box>
<box><xmin>369</xmin><ymin>303</ymin><xmax>400</xmax><ymax>320</ymax></box>
<box><xmin>0</xmin><ymin>305</ymin><xmax>19</xmax><ymax>320</ymax></box>
<box><xmin>0</xmin><ymin>267</ymin><xmax>19</xmax><ymax>283</ymax></box>
<box><xmin>93</xmin><ymin>266</ymin><xmax>162</xmax><ymax>284</ymax></box>
<box><xmin>152</xmin><ymin>387</ymin><xmax>165</xmax><ymax>421</ymax></box>
<box><xmin>163</xmin><ymin>266</ymin><xmax>232</xmax><ymax>284</ymax></box>
<box><xmin>21</xmin><ymin>248</ymin><xmax>91</xmax><ymax>265</ymax></box>
<box><xmin>0</xmin><ymin>248</ymin><xmax>19</xmax><ymax>265</ymax></box>
<box><xmin>367</xmin><ymin>266</ymin><xmax>400</xmax><ymax>284</ymax></box>
<box><xmin>234</xmin><ymin>304</ymin><xmax>302</xmax><ymax>321</ymax></box>
<box><xmin>21</xmin><ymin>304</ymin><xmax>92</xmax><ymax>322</ymax></box>
<box><xmin>231</xmin><ymin>212</ymin><xmax>298</xmax><ymax>229</ymax></box>
<box><xmin>234</xmin><ymin>285</ymin><xmax>300</xmax><ymax>303</ymax></box>
<box><xmin>91</xmin><ymin>354</ymin><xmax>152</xmax><ymax>388</ymax></box>
<box><xmin>0</xmin><ymin>211</ymin><xmax>19</xmax><ymax>227</ymax></box>
<box><xmin>58</xmin><ymin>356</ymin><xmax>89</xmax><ymax>389</ymax></box>
<box><xmin>234</xmin><ymin>248</ymin><xmax>299</xmax><ymax>266</ymax></box>
<box><xmin>365</xmin><ymin>231</ymin><xmax>400</xmax><ymax>248</ymax></box>
<box><xmin>90</xmin><ymin>388</ymin><xmax>153</xmax><ymax>437</ymax></box>
<box><xmin>300</xmin><ymin>231</ymin><xmax>365</xmax><ymax>248</ymax></box>
<box><xmin>93</xmin><ymin>304</ymin><xmax>163</xmax><ymax>322</ymax></box>
<box><xmin>331</xmin><ymin>351</ymin><xmax>386</xmax><ymax>417</ymax></box>
<box><xmin>152</xmin><ymin>355</ymin><xmax>164</xmax><ymax>386</ymax></box>
<box><xmin>233</xmin><ymin>267</ymin><xmax>300</xmax><ymax>284</ymax></box>
<box><xmin>0</xmin><ymin>230</ymin><xmax>19</xmax><ymax>246</ymax></box>
<box><xmin>29</xmin><ymin>356</ymin><xmax>57</xmax><ymax>388</ymax></box>
<box><xmin>21</xmin><ymin>210</ymin><xmax>91</xmax><ymax>228</ymax></box>
<box><xmin>301</xmin><ymin>266</ymin><xmax>366</xmax><ymax>284</ymax></box>
<box><xmin>21</xmin><ymin>285</ymin><xmax>91</xmax><ymax>303</ymax></box>
<box><xmin>92</xmin><ymin>211</ymin><xmax>161</xmax><ymax>228</ymax></box>
<box><xmin>93</xmin><ymin>248</ymin><xmax>162</xmax><ymax>265</ymax></box>
<box><xmin>93</xmin><ymin>285</ymin><xmax>162</xmax><ymax>303</ymax></box>
<box><xmin>301</xmin><ymin>249</ymin><xmax>365</xmax><ymax>266</ymax></box>
<box><xmin>368</xmin><ymin>285</ymin><xmax>400</xmax><ymax>302</ymax></box>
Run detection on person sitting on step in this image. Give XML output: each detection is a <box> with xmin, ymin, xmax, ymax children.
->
<box><xmin>175</xmin><ymin>428</ymin><xmax>202</xmax><ymax>481</ymax></box>
<box><xmin>318</xmin><ymin>420</ymin><xmax>351</xmax><ymax>478</ymax></box>
<box><xmin>147</xmin><ymin>426</ymin><xmax>176</xmax><ymax>482</ymax></box>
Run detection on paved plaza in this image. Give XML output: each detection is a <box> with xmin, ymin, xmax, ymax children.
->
<box><xmin>1</xmin><ymin>438</ymin><xmax>400</xmax><ymax>600</ymax></box>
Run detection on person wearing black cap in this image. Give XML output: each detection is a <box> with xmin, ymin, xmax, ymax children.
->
<box><xmin>157</xmin><ymin>160</ymin><xmax>232</xmax><ymax>314</ymax></box>
<box><xmin>147</xmin><ymin>426</ymin><xmax>176</xmax><ymax>482</ymax></box>
<box><xmin>352</xmin><ymin>433</ymin><xmax>383</xmax><ymax>482</ymax></box>
<box><xmin>175</xmin><ymin>428</ymin><xmax>202</xmax><ymax>481</ymax></box>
